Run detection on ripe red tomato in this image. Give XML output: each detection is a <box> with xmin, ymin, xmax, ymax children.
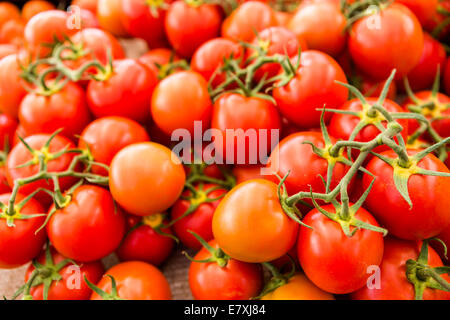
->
<box><xmin>72</xmin><ymin>0</ymin><xmax>98</xmax><ymax>14</ymax></box>
<box><xmin>189</xmin><ymin>239</ymin><xmax>263</xmax><ymax>300</ymax></box>
<box><xmin>116</xmin><ymin>213</ymin><xmax>175</xmax><ymax>266</ymax></box>
<box><xmin>425</xmin><ymin>0</ymin><xmax>450</xmax><ymax>40</ymax></box>
<box><xmin>24</xmin><ymin>246</ymin><xmax>104</xmax><ymax>300</ymax></box>
<box><xmin>0</xmin><ymin>193</ymin><xmax>46</xmax><ymax>268</ymax></box>
<box><xmin>19</xmin><ymin>82</ymin><xmax>91</xmax><ymax>139</ymax></box>
<box><xmin>47</xmin><ymin>185</ymin><xmax>126</xmax><ymax>262</ymax></box>
<box><xmin>109</xmin><ymin>142</ymin><xmax>186</xmax><ymax>216</ymax></box>
<box><xmin>297</xmin><ymin>204</ymin><xmax>384</xmax><ymax>294</ymax></box>
<box><xmin>445</xmin><ymin>57</ymin><xmax>450</xmax><ymax>96</ymax></box>
<box><xmin>22</xmin><ymin>1</ymin><xmax>56</xmax><ymax>22</ymax></box>
<box><xmin>213</xmin><ymin>179</ymin><xmax>299</xmax><ymax>263</ymax></box>
<box><xmin>231</xmin><ymin>165</ymin><xmax>265</xmax><ymax>185</ymax></box>
<box><xmin>138</xmin><ymin>48</ymin><xmax>181</xmax><ymax>79</ymax></box>
<box><xmin>90</xmin><ymin>261</ymin><xmax>172</xmax><ymax>300</ymax></box>
<box><xmin>171</xmin><ymin>183</ymin><xmax>227</xmax><ymax>250</ymax></box>
<box><xmin>97</xmin><ymin>0</ymin><xmax>128</xmax><ymax>37</ymax></box>
<box><xmin>273</xmin><ymin>50</ymin><xmax>348</xmax><ymax>129</ymax></box>
<box><xmin>0</xmin><ymin>44</ymin><xmax>17</xmax><ymax>59</ymax></box>
<box><xmin>87</xmin><ymin>59</ymin><xmax>157</xmax><ymax>123</ymax></box>
<box><xmin>395</xmin><ymin>0</ymin><xmax>438</xmax><ymax>27</ymax></box>
<box><xmin>348</xmin><ymin>3</ymin><xmax>424</xmax><ymax>80</ymax></box>
<box><xmin>165</xmin><ymin>1</ymin><xmax>222</xmax><ymax>58</ymax></box>
<box><xmin>222</xmin><ymin>1</ymin><xmax>277</xmax><ymax>42</ymax></box>
<box><xmin>351</xmin><ymin>237</ymin><xmax>450</xmax><ymax>300</ymax></box>
<box><xmin>211</xmin><ymin>93</ymin><xmax>281</xmax><ymax>165</ymax></box>
<box><xmin>151</xmin><ymin>70</ymin><xmax>212</xmax><ymax>136</ymax></box>
<box><xmin>363</xmin><ymin>150</ymin><xmax>450</xmax><ymax>240</ymax></box>
<box><xmin>288</xmin><ymin>1</ymin><xmax>346</xmax><ymax>57</ymax></box>
<box><xmin>0</xmin><ymin>19</ymin><xmax>25</xmax><ymax>47</ymax></box>
<box><xmin>0</xmin><ymin>3</ymin><xmax>20</xmax><ymax>30</ymax></box>
<box><xmin>0</xmin><ymin>113</ymin><xmax>18</xmax><ymax>151</ymax></box>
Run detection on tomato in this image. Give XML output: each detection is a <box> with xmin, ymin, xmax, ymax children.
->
<box><xmin>47</xmin><ymin>185</ymin><xmax>125</xmax><ymax>262</ymax></box>
<box><xmin>189</xmin><ymin>239</ymin><xmax>263</xmax><ymax>300</ymax></box>
<box><xmin>79</xmin><ymin>116</ymin><xmax>150</xmax><ymax>175</ymax></box>
<box><xmin>273</xmin><ymin>50</ymin><xmax>348</xmax><ymax>129</ymax></box>
<box><xmin>359</xmin><ymin>74</ymin><xmax>397</xmax><ymax>100</ymax></box>
<box><xmin>0</xmin><ymin>53</ymin><xmax>29</xmax><ymax>118</ymax></box>
<box><xmin>395</xmin><ymin>0</ymin><xmax>438</xmax><ymax>27</ymax></box>
<box><xmin>351</xmin><ymin>237</ymin><xmax>450</xmax><ymax>300</ymax></box>
<box><xmin>0</xmin><ymin>193</ymin><xmax>46</xmax><ymax>268</ymax></box>
<box><xmin>261</xmin><ymin>274</ymin><xmax>335</xmax><ymax>300</ymax></box>
<box><xmin>274</xmin><ymin>11</ymin><xmax>292</xmax><ymax>27</ymax></box>
<box><xmin>297</xmin><ymin>204</ymin><xmax>384</xmax><ymax>294</ymax></box>
<box><xmin>165</xmin><ymin>1</ymin><xmax>222</xmax><ymax>58</ymax></box>
<box><xmin>121</xmin><ymin>0</ymin><xmax>170</xmax><ymax>48</ymax></box>
<box><xmin>90</xmin><ymin>261</ymin><xmax>171</xmax><ymax>300</ymax></box>
<box><xmin>266</xmin><ymin>131</ymin><xmax>353</xmax><ymax>201</ymax></box>
<box><xmin>97</xmin><ymin>0</ymin><xmax>128</xmax><ymax>37</ymax></box>
<box><xmin>211</xmin><ymin>93</ymin><xmax>281</xmax><ymax>165</ymax></box>
<box><xmin>348</xmin><ymin>3</ymin><xmax>424</xmax><ymax>80</ymax></box>
<box><xmin>399</xmin><ymin>33</ymin><xmax>446</xmax><ymax>92</ymax></box>
<box><xmin>87</xmin><ymin>59</ymin><xmax>157</xmax><ymax>123</ymax></box>
<box><xmin>425</xmin><ymin>1</ymin><xmax>450</xmax><ymax>40</ymax></box>
<box><xmin>19</xmin><ymin>82</ymin><xmax>91</xmax><ymax>139</ymax></box>
<box><xmin>0</xmin><ymin>165</ymin><xmax>10</xmax><ymax>194</ymax></box>
<box><xmin>72</xmin><ymin>0</ymin><xmax>98</xmax><ymax>14</ymax></box>
<box><xmin>445</xmin><ymin>57</ymin><xmax>450</xmax><ymax>96</ymax></box>
<box><xmin>6</xmin><ymin>134</ymin><xmax>78</xmax><ymax>204</ymax></box>
<box><xmin>22</xmin><ymin>1</ymin><xmax>56</xmax><ymax>22</ymax></box>
<box><xmin>24</xmin><ymin>247</ymin><xmax>104</xmax><ymax>300</ymax></box>
<box><xmin>232</xmin><ymin>165</ymin><xmax>265</xmax><ymax>185</ymax></box>
<box><xmin>116</xmin><ymin>213</ymin><xmax>174</xmax><ymax>266</ymax></box>
<box><xmin>151</xmin><ymin>70</ymin><xmax>212</xmax><ymax>136</ymax></box>
<box><xmin>138</xmin><ymin>48</ymin><xmax>181</xmax><ymax>79</ymax></box>
<box><xmin>213</xmin><ymin>179</ymin><xmax>299</xmax><ymax>263</ymax></box>
<box><xmin>109</xmin><ymin>142</ymin><xmax>186</xmax><ymax>216</ymax></box>
<box><xmin>0</xmin><ymin>113</ymin><xmax>18</xmax><ymax>151</ymax></box>
<box><xmin>288</xmin><ymin>1</ymin><xmax>346</xmax><ymax>57</ymax></box>
<box><xmin>0</xmin><ymin>44</ymin><xmax>17</xmax><ymax>59</ymax></box>
<box><xmin>0</xmin><ymin>19</ymin><xmax>25</xmax><ymax>46</ymax></box>
<box><xmin>222</xmin><ymin>1</ymin><xmax>277</xmax><ymax>42</ymax></box>
<box><xmin>0</xmin><ymin>3</ymin><xmax>20</xmax><ymax>30</ymax></box>
<box><xmin>363</xmin><ymin>150</ymin><xmax>450</xmax><ymax>240</ymax></box>
<box><xmin>171</xmin><ymin>183</ymin><xmax>227</xmax><ymax>250</ymax></box>
<box><xmin>191</xmin><ymin>37</ymin><xmax>243</xmax><ymax>88</ymax></box>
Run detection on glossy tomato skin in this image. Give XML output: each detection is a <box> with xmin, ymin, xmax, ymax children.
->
<box><xmin>213</xmin><ymin>179</ymin><xmax>299</xmax><ymax>263</ymax></box>
<box><xmin>0</xmin><ymin>193</ymin><xmax>46</xmax><ymax>268</ymax></box>
<box><xmin>211</xmin><ymin>93</ymin><xmax>281</xmax><ymax>165</ymax></box>
<box><xmin>109</xmin><ymin>142</ymin><xmax>186</xmax><ymax>216</ymax></box>
<box><xmin>0</xmin><ymin>44</ymin><xmax>17</xmax><ymax>59</ymax></box>
<box><xmin>0</xmin><ymin>3</ymin><xmax>20</xmax><ymax>30</ymax></box>
<box><xmin>191</xmin><ymin>37</ymin><xmax>243</xmax><ymax>88</ymax></box>
<box><xmin>22</xmin><ymin>1</ymin><xmax>56</xmax><ymax>22</ymax></box>
<box><xmin>261</xmin><ymin>274</ymin><xmax>335</xmax><ymax>300</ymax></box>
<box><xmin>351</xmin><ymin>237</ymin><xmax>450</xmax><ymax>300</ymax></box>
<box><xmin>171</xmin><ymin>184</ymin><xmax>227</xmax><ymax>250</ymax></box>
<box><xmin>79</xmin><ymin>116</ymin><xmax>150</xmax><ymax>175</ymax></box>
<box><xmin>288</xmin><ymin>1</ymin><xmax>346</xmax><ymax>57</ymax></box>
<box><xmin>47</xmin><ymin>185</ymin><xmax>125</xmax><ymax>262</ymax></box>
<box><xmin>91</xmin><ymin>261</ymin><xmax>172</xmax><ymax>300</ymax></box>
<box><xmin>97</xmin><ymin>0</ymin><xmax>128</xmax><ymax>37</ymax></box>
<box><xmin>25</xmin><ymin>247</ymin><xmax>104</xmax><ymax>300</ymax></box>
<box><xmin>395</xmin><ymin>0</ymin><xmax>438</xmax><ymax>27</ymax></box>
<box><xmin>273</xmin><ymin>50</ymin><xmax>348</xmax><ymax>129</ymax></box>
<box><xmin>0</xmin><ymin>113</ymin><xmax>18</xmax><ymax>151</ymax></box>
<box><xmin>19</xmin><ymin>82</ymin><xmax>91</xmax><ymax>139</ymax></box>
<box><xmin>0</xmin><ymin>53</ymin><xmax>28</xmax><ymax>118</ymax></box>
<box><xmin>222</xmin><ymin>1</ymin><xmax>277</xmax><ymax>42</ymax></box>
<box><xmin>189</xmin><ymin>240</ymin><xmax>263</xmax><ymax>300</ymax></box>
<box><xmin>0</xmin><ymin>19</ymin><xmax>25</xmax><ymax>47</ymax></box>
<box><xmin>72</xmin><ymin>0</ymin><xmax>98</xmax><ymax>14</ymax></box>
<box><xmin>151</xmin><ymin>70</ymin><xmax>212</xmax><ymax>136</ymax></box>
<box><xmin>165</xmin><ymin>1</ymin><xmax>222</xmax><ymax>58</ymax></box>
<box><xmin>297</xmin><ymin>204</ymin><xmax>384</xmax><ymax>294</ymax></box>
<box><xmin>116</xmin><ymin>214</ymin><xmax>174</xmax><ymax>266</ymax></box>
<box><xmin>363</xmin><ymin>150</ymin><xmax>450</xmax><ymax>240</ymax></box>
<box><xmin>445</xmin><ymin>57</ymin><xmax>450</xmax><ymax>96</ymax></box>
<box><xmin>348</xmin><ymin>3</ymin><xmax>424</xmax><ymax>80</ymax></box>
<box><xmin>87</xmin><ymin>59</ymin><xmax>157</xmax><ymax>123</ymax></box>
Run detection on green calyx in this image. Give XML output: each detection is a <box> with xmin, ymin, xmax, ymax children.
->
<box><xmin>84</xmin><ymin>275</ymin><xmax>125</xmax><ymax>300</ymax></box>
<box><xmin>252</xmin><ymin>260</ymin><xmax>296</xmax><ymax>300</ymax></box>
<box><xmin>183</xmin><ymin>231</ymin><xmax>230</xmax><ymax>268</ymax></box>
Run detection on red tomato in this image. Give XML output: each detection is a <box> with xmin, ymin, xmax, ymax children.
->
<box><xmin>297</xmin><ymin>204</ymin><xmax>384</xmax><ymax>294</ymax></box>
<box><xmin>0</xmin><ymin>3</ymin><xmax>20</xmax><ymax>29</ymax></box>
<box><xmin>0</xmin><ymin>44</ymin><xmax>17</xmax><ymax>59</ymax></box>
<box><xmin>0</xmin><ymin>193</ymin><xmax>46</xmax><ymax>268</ymax></box>
<box><xmin>24</xmin><ymin>247</ymin><xmax>104</xmax><ymax>300</ymax></box>
<box><xmin>90</xmin><ymin>261</ymin><xmax>171</xmax><ymax>300</ymax></box>
<box><xmin>445</xmin><ymin>57</ymin><xmax>450</xmax><ymax>96</ymax></box>
<box><xmin>351</xmin><ymin>237</ymin><xmax>450</xmax><ymax>300</ymax></box>
<box><xmin>191</xmin><ymin>37</ymin><xmax>243</xmax><ymax>88</ymax></box>
<box><xmin>348</xmin><ymin>3</ymin><xmax>424</xmax><ymax>80</ymax></box>
<box><xmin>79</xmin><ymin>116</ymin><xmax>150</xmax><ymax>175</ymax></box>
<box><xmin>0</xmin><ymin>19</ymin><xmax>25</xmax><ymax>46</ymax></box>
<box><xmin>47</xmin><ymin>185</ymin><xmax>126</xmax><ymax>262</ymax></box>
<box><xmin>395</xmin><ymin>0</ymin><xmax>438</xmax><ymax>27</ymax></box>
<box><xmin>97</xmin><ymin>0</ymin><xmax>128</xmax><ymax>37</ymax></box>
<box><xmin>109</xmin><ymin>142</ymin><xmax>186</xmax><ymax>216</ymax></box>
<box><xmin>273</xmin><ymin>50</ymin><xmax>348</xmax><ymax>129</ymax></box>
<box><xmin>213</xmin><ymin>179</ymin><xmax>299</xmax><ymax>263</ymax></box>
<box><xmin>363</xmin><ymin>150</ymin><xmax>450</xmax><ymax>240</ymax></box>
<box><xmin>87</xmin><ymin>59</ymin><xmax>157</xmax><ymax>123</ymax></box>
<box><xmin>116</xmin><ymin>213</ymin><xmax>174</xmax><ymax>266</ymax></box>
<box><xmin>359</xmin><ymin>74</ymin><xmax>397</xmax><ymax>100</ymax></box>
<box><xmin>171</xmin><ymin>183</ymin><xmax>227</xmax><ymax>250</ymax></box>
<box><xmin>151</xmin><ymin>70</ymin><xmax>212</xmax><ymax>136</ymax></box>
<box><xmin>0</xmin><ymin>113</ymin><xmax>18</xmax><ymax>151</ymax></box>
<box><xmin>0</xmin><ymin>165</ymin><xmax>10</xmax><ymax>194</ymax></box>
<box><xmin>138</xmin><ymin>48</ymin><xmax>181</xmax><ymax>79</ymax></box>
<box><xmin>165</xmin><ymin>1</ymin><xmax>222</xmax><ymax>58</ymax></box>
<box><xmin>19</xmin><ymin>82</ymin><xmax>91</xmax><ymax>139</ymax></box>
<box><xmin>72</xmin><ymin>0</ymin><xmax>98</xmax><ymax>14</ymax></box>
<box><xmin>222</xmin><ymin>1</ymin><xmax>277</xmax><ymax>42</ymax></box>
<box><xmin>189</xmin><ymin>239</ymin><xmax>263</xmax><ymax>300</ymax></box>
<box><xmin>231</xmin><ymin>165</ymin><xmax>265</xmax><ymax>185</ymax></box>
<box><xmin>22</xmin><ymin>1</ymin><xmax>56</xmax><ymax>22</ymax></box>
<box><xmin>288</xmin><ymin>1</ymin><xmax>346</xmax><ymax>57</ymax></box>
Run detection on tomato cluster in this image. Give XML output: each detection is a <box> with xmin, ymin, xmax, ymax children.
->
<box><xmin>0</xmin><ymin>0</ymin><xmax>449</xmax><ymax>301</ymax></box>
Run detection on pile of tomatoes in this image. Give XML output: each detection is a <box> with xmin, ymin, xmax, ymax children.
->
<box><xmin>0</xmin><ymin>0</ymin><xmax>449</xmax><ymax>301</ymax></box>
